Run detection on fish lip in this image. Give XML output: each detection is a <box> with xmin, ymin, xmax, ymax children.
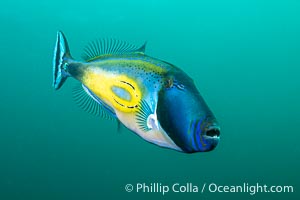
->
<box><xmin>202</xmin><ymin>135</ymin><xmax>220</xmax><ymax>140</ymax></box>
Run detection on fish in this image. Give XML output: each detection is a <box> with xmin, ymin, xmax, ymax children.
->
<box><xmin>53</xmin><ymin>31</ymin><xmax>220</xmax><ymax>153</ymax></box>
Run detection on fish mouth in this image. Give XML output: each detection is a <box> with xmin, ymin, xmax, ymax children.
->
<box><xmin>203</xmin><ymin>125</ymin><xmax>221</xmax><ymax>140</ymax></box>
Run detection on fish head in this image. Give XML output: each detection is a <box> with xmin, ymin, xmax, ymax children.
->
<box><xmin>157</xmin><ymin>68</ymin><xmax>220</xmax><ymax>153</ymax></box>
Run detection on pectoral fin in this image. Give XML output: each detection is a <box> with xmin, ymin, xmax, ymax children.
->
<box><xmin>136</xmin><ymin>100</ymin><xmax>158</xmax><ymax>132</ymax></box>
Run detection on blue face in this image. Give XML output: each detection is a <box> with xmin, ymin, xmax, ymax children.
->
<box><xmin>157</xmin><ymin>68</ymin><xmax>220</xmax><ymax>153</ymax></box>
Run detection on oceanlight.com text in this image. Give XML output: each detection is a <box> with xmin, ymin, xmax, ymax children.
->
<box><xmin>124</xmin><ymin>182</ymin><xmax>294</xmax><ymax>196</ymax></box>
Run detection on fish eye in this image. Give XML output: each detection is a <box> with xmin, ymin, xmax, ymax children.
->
<box><xmin>165</xmin><ymin>78</ymin><xmax>173</xmax><ymax>88</ymax></box>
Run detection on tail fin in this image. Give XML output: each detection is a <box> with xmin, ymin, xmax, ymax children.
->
<box><xmin>53</xmin><ymin>31</ymin><xmax>72</xmax><ymax>90</ymax></box>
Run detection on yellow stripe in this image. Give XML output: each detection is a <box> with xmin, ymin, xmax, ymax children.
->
<box><xmin>99</xmin><ymin>59</ymin><xmax>166</xmax><ymax>74</ymax></box>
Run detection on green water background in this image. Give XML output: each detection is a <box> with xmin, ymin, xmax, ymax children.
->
<box><xmin>0</xmin><ymin>0</ymin><xmax>299</xmax><ymax>199</ymax></box>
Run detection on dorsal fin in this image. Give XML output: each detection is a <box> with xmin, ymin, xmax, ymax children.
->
<box><xmin>136</xmin><ymin>41</ymin><xmax>147</xmax><ymax>54</ymax></box>
<box><xmin>82</xmin><ymin>38</ymin><xmax>147</xmax><ymax>62</ymax></box>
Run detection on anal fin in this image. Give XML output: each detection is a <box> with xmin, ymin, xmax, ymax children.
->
<box><xmin>72</xmin><ymin>84</ymin><xmax>116</xmax><ymax>120</ymax></box>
